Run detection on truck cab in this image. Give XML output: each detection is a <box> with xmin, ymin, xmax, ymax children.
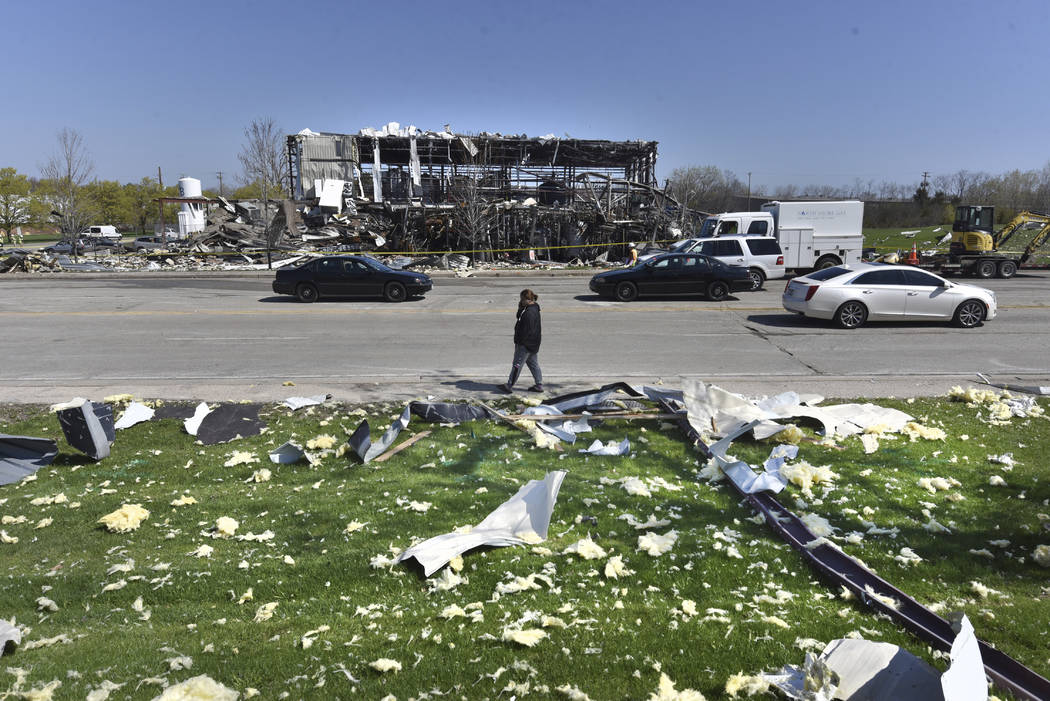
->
<box><xmin>698</xmin><ymin>212</ymin><xmax>774</xmax><ymax>238</ymax></box>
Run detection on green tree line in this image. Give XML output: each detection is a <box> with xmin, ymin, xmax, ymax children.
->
<box><xmin>666</xmin><ymin>163</ymin><xmax>1050</xmax><ymax>229</ymax></box>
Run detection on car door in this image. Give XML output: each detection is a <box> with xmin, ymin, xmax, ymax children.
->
<box><xmin>313</xmin><ymin>257</ymin><xmax>346</xmax><ymax>296</ymax></box>
<box><xmin>901</xmin><ymin>269</ymin><xmax>956</xmax><ymax>319</ymax></box>
<box><xmin>848</xmin><ymin>269</ymin><xmax>908</xmax><ymax>319</ymax></box>
<box><xmin>344</xmin><ymin>259</ymin><xmax>379</xmax><ymax>297</ymax></box>
<box><xmin>680</xmin><ymin>254</ymin><xmax>713</xmax><ymax>294</ymax></box>
<box><xmin>705</xmin><ymin>239</ymin><xmax>745</xmax><ymax>268</ymax></box>
<box><xmin>639</xmin><ymin>256</ymin><xmax>681</xmax><ymax>294</ymax></box>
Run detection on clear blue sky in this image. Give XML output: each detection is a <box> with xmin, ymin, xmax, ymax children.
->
<box><xmin>3</xmin><ymin>0</ymin><xmax>1048</xmax><ymax>194</ymax></box>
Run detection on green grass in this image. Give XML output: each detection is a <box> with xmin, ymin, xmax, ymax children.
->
<box><xmin>863</xmin><ymin>225</ymin><xmax>952</xmax><ymax>253</ymax></box>
<box><xmin>0</xmin><ymin>393</ymin><xmax>1047</xmax><ymax>699</ymax></box>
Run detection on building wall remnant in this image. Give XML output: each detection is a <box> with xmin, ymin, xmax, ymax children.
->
<box><xmin>287</xmin><ymin>124</ymin><xmax>698</xmax><ymax>260</ymax></box>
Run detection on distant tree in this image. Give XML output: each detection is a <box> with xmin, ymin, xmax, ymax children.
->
<box><xmin>40</xmin><ymin>128</ymin><xmax>96</xmax><ymax>255</ymax></box>
<box><xmin>665</xmin><ymin>165</ymin><xmax>742</xmax><ymax>215</ymax></box>
<box><xmin>0</xmin><ymin>167</ymin><xmax>34</xmax><ymax>243</ymax></box>
<box><xmin>82</xmin><ymin>179</ymin><xmax>126</xmax><ymax>229</ymax></box>
<box><xmin>122</xmin><ymin>177</ymin><xmax>167</xmax><ymax>234</ymax></box>
<box><xmin>238</xmin><ymin>118</ymin><xmax>287</xmax><ymax>224</ymax></box>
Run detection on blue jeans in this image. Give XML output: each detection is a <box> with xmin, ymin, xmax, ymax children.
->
<box><xmin>507</xmin><ymin>344</ymin><xmax>542</xmax><ymax>387</ymax></box>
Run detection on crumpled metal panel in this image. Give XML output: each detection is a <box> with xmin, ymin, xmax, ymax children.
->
<box><xmin>0</xmin><ymin>434</ymin><xmax>59</xmax><ymax>486</ymax></box>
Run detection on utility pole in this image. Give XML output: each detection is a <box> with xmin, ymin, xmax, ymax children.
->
<box><xmin>157</xmin><ymin>166</ymin><xmax>164</xmax><ymax>236</ymax></box>
<box><xmin>216</xmin><ymin>171</ymin><xmax>224</xmax><ymax>197</ymax></box>
<box><xmin>747</xmin><ymin>172</ymin><xmax>752</xmax><ymax>211</ymax></box>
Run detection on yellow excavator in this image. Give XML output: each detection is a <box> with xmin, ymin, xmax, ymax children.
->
<box><xmin>914</xmin><ymin>205</ymin><xmax>1050</xmax><ymax>278</ymax></box>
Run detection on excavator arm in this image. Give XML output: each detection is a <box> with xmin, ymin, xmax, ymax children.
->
<box><xmin>994</xmin><ymin>211</ymin><xmax>1050</xmax><ymax>250</ymax></box>
<box><xmin>1019</xmin><ymin>218</ymin><xmax>1050</xmax><ymax>264</ymax></box>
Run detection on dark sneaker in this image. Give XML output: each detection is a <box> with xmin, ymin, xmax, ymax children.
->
<box><xmin>527</xmin><ymin>384</ymin><xmax>544</xmax><ymax>393</ymax></box>
<box><xmin>497</xmin><ymin>383</ymin><xmax>514</xmax><ymax>393</ymax></box>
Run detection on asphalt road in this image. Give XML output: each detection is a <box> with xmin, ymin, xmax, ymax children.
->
<box><xmin>2</xmin><ymin>270</ymin><xmax>1049</xmax><ymax>403</ymax></box>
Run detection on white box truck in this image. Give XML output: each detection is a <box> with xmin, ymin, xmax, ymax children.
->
<box><xmin>761</xmin><ymin>200</ymin><xmax>864</xmax><ymax>270</ymax></box>
<box><xmin>696</xmin><ymin>200</ymin><xmax>864</xmax><ymax>271</ymax></box>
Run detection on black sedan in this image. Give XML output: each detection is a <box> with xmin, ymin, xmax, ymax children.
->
<box><xmin>272</xmin><ymin>255</ymin><xmax>432</xmax><ymax>303</ymax></box>
<box><xmin>589</xmin><ymin>253</ymin><xmax>751</xmax><ymax>301</ymax></box>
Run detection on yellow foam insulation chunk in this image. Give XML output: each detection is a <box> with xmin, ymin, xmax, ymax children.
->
<box><xmin>150</xmin><ymin>674</ymin><xmax>238</xmax><ymax>701</ymax></box>
<box><xmin>171</xmin><ymin>495</ymin><xmax>197</xmax><ymax>507</ymax></box>
<box><xmin>344</xmin><ymin>520</ymin><xmax>367</xmax><ymax>534</ymax></box>
<box><xmin>1032</xmin><ymin>545</ymin><xmax>1050</xmax><ymax>567</ymax></box>
<box><xmin>648</xmin><ymin>672</ymin><xmax>706</xmax><ymax>701</ymax></box>
<box><xmin>253</xmin><ymin>602</ymin><xmax>278</xmax><ymax>622</ymax></box>
<box><xmin>501</xmin><ymin>627</ymin><xmax>548</xmax><ymax>647</ymax></box>
<box><xmin>98</xmin><ymin>504</ymin><xmax>150</xmax><ymax>533</ymax></box>
<box><xmin>563</xmin><ymin>536</ymin><xmax>607</xmax><ymax>560</ymax></box>
<box><xmin>604</xmin><ymin>554</ymin><xmax>635</xmax><ymax>579</ymax></box>
<box><xmin>214</xmin><ymin>517</ymin><xmax>238</xmax><ymax>538</ymax></box>
<box><xmin>779</xmin><ymin>461</ymin><xmax>838</xmax><ymax>497</ymax></box>
<box><xmin>637</xmin><ymin>530</ymin><xmax>678</xmax><ymax>557</ymax></box>
<box><xmin>771</xmin><ymin>424</ymin><xmax>805</xmax><ymax>445</ymax></box>
<box><xmin>223</xmin><ymin>451</ymin><xmax>257</xmax><ymax>467</ymax></box>
<box><xmin>306</xmin><ymin>434</ymin><xmax>337</xmax><ymax>450</ymax></box>
<box><xmin>369</xmin><ymin>658</ymin><xmax>402</xmax><ymax>673</ymax></box>
<box><xmin>901</xmin><ymin>421</ymin><xmax>947</xmax><ymax>441</ymax></box>
<box><xmin>724</xmin><ymin>672</ymin><xmax>770</xmax><ymax>698</ymax></box>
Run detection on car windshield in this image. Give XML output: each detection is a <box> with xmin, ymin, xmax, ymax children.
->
<box><xmin>805</xmin><ymin>266</ymin><xmax>852</xmax><ymax>281</ymax></box>
<box><xmin>668</xmin><ymin>239</ymin><xmax>693</xmax><ymax>252</ymax></box>
<box><xmin>699</xmin><ymin>218</ymin><xmax>719</xmax><ymax>237</ymax></box>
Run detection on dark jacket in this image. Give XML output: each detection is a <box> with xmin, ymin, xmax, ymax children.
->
<box><xmin>514</xmin><ymin>302</ymin><xmax>541</xmax><ymax>352</ymax></box>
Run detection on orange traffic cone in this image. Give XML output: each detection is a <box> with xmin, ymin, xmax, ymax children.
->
<box><xmin>905</xmin><ymin>242</ymin><xmax>919</xmax><ymax>265</ymax></box>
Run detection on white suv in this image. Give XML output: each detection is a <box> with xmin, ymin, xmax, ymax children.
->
<box><xmin>680</xmin><ymin>236</ymin><xmax>785</xmax><ymax>290</ymax></box>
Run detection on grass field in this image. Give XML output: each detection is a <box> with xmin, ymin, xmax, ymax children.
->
<box><xmin>0</xmin><ymin>389</ymin><xmax>1048</xmax><ymax>700</ymax></box>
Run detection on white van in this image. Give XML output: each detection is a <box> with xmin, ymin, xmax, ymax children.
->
<box><xmin>79</xmin><ymin>225</ymin><xmax>122</xmax><ymax>240</ymax></box>
<box><xmin>680</xmin><ymin>235</ymin><xmax>785</xmax><ymax>290</ymax></box>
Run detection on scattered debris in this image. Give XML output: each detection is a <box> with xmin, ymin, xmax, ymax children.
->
<box><xmin>396</xmin><ymin>470</ymin><xmax>566</xmax><ymax>575</ymax></box>
<box><xmin>54</xmin><ymin>398</ymin><xmax>114</xmax><ymax>461</ymax></box>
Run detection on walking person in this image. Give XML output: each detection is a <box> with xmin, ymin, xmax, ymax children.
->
<box><xmin>499</xmin><ymin>289</ymin><xmax>543</xmax><ymax>393</ymax></box>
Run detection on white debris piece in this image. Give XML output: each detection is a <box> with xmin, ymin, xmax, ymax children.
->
<box><xmin>648</xmin><ymin>672</ymin><xmax>706</xmax><ymax>700</ymax></box>
<box><xmin>579</xmin><ymin>438</ymin><xmax>630</xmax><ymax>456</ymax></box>
<box><xmin>282</xmin><ymin>394</ymin><xmax>329</xmax><ymax>410</ymax></box>
<box><xmin>183</xmin><ymin>402</ymin><xmax>212</xmax><ymax>436</ymax></box>
<box><xmin>396</xmin><ymin>471</ymin><xmax>566</xmax><ymax>576</ymax></box>
<box><xmin>114</xmin><ymin>401</ymin><xmax>155</xmax><ymax>430</ymax></box>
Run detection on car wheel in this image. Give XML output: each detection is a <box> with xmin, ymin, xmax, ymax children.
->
<box><xmin>707</xmin><ymin>280</ymin><xmax>729</xmax><ymax>301</ymax></box>
<box><xmin>997</xmin><ymin>260</ymin><xmax>1017</xmax><ymax>278</ymax></box>
<box><xmin>835</xmin><ymin>301</ymin><xmax>867</xmax><ymax>329</ymax></box>
<box><xmin>815</xmin><ymin>256</ymin><xmax>840</xmax><ymax>270</ymax></box>
<box><xmin>747</xmin><ymin>268</ymin><xmax>765</xmax><ymax>291</ymax></box>
<box><xmin>615</xmin><ymin>281</ymin><xmax>638</xmax><ymax>302</ymax></box>
<box><xmin>953</xmin><ymin>299</ymin><xmax>985</xmax><ymax>328</ymax></box>
<box><xmin>384</xmin><ymin>281</ymin><xmax>407</xmax><ymax>302</ymax></box>
<box><xmin>975</xmin><ymin>260</ymin><xmax>997</xmax><ymax>278</ymax></box>
<box><xmin>296</xmin><ymin>283</ymin><xmax>318</xmax><ymax>303</ymax></box>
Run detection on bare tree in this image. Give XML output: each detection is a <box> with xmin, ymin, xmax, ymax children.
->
<box><xmin>237</xmin><ymin>117</ymin><xmax>287</xmax><ymax>225</ymax></box>
<box><xmin>450</xmin><ymin>177</ymin><xmax>496</xmax><ymax>262</ymax></box>
<box><xmin>40</xmin><ymin>128</ymin><xmax>95</xmax><ymax>256</ymax></box>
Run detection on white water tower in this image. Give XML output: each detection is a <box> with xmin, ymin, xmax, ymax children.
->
<box><xmin>177</xmin><ymin>177</ymin><xmax>206</xmax><ymax>237</ymax></box>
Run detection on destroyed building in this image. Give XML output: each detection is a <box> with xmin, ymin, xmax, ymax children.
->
<box><xmin>284</xmin><ymin>123</ymin><xmax>695</xmax><ymax>261</ymax></box>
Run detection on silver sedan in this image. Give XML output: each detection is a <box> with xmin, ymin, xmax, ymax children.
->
<box><xmin>782</xmin><ymin>263</ymin><xmax>996</xmax><ymax>329</ymax></box>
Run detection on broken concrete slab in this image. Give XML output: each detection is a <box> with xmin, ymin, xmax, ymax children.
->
<box><xmin>54</xmin><ymin>399</ymin><xmax>114</xmax><ymax>461</ymax></box>
<box><xmin>0</xmin><ymin>434</ymin><xmax>59</xmax><ymax>486</ymax></box>
<box><xmin>396</xmin><ymin>470</ymin><xmax>567</xmax><ymax>576</ymax></box>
